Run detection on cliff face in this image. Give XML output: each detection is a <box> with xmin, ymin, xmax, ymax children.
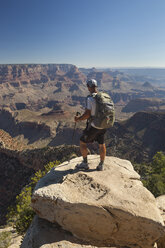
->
<box><xmin>0</xmin><ymin>108</ymin><xmax>84</xmax><ymax>148</ymax></box>
<box><xmin>0</xmin><ymin>64</ymin><xmax>87</xmax><ymax>112</ymax></box>
<box><xmin>0</xmin><ymin>110</ymin><xmax>52</xmax><ymax>147</ymax></box>
<box><xmin>0</xmin><ymin>64</ymin><xmax>86</xmax><ymax>85</ymax></box>
<box><xmin>106</xmin><ymin>111</ymin><xmax>165</xmax><ymax>163</ymax></box>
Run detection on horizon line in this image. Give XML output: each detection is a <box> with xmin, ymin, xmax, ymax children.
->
<box><xmin>0</xmin><ymin>63</ymin><xmax>165</xmax><ymax>69</ymax></box>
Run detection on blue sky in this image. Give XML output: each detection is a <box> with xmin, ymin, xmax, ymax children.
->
<box><xmin>0</xmin><ymin>0</ymin><xmax>165</xmax><ymax>67</ymax></box>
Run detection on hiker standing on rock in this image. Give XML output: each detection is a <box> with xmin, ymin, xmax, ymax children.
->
<box><xmin>74</xmin><ymin>79</ymin><xmax>115</xmax><ymax>171</ymax></box>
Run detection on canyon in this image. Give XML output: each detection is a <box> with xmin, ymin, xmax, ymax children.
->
<box><xmin>1</xmin><ymin>64</ymin><xmax>165</xmax><ymax>229</ymax></box>
<box><xmin>1</xmin><ymin>64</ymin><xmax>165</xmax><ymax>148</ymax></box>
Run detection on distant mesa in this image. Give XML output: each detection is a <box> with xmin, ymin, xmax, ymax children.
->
<box><xmin>142</xmin><ymin>81</ymin><xmax>153</xmax><ymax>88</ymax></box>
<box><xmin>0</xmin><ymin>64</ymin><xmax>88</xmax><ymax>112</ymax></box>
<box><xmin>0</xmin><ymin>64</ymin><xmax>86</xmax><ymax>86</ymax></box>
<box><xmin>122</xmin><ymin>98</ymin><xmax>165</xmax><ymax>113</ymax></box>
<box><xmin>87</xmin><ymin>71</ymin><xmax>113</xmax><ymax>87</ymax></box>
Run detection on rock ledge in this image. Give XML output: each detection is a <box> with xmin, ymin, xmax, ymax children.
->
<box><xmin>30</xmin><ymin>155</ymin><xmax>165</xmax><ymax>248</ymax></box>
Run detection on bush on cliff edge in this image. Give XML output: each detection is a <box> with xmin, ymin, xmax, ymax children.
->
<box><xmin>6</xmin><ymin>161</ymin><xmax>60</xmax><ymax>235</ymax></box>
<box><xmin>134</xmin><ymin>151</ymin><xmax>165</xmax><ymax>197</ymax></box>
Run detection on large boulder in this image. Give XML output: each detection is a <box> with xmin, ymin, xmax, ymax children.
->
<box><xmin>31</xmin><ymin>155</ymin><xmax>165</xmax><ymax>248</ymax></box>
<box><xmin>21</xmin><ymin>215</ymin><xmax>115</xmax><ymax>248</ymax></box>
<box><xmin>156</xmin><ymin>195</ymin><xmax>165</xmax><ymax>248</ymax></box>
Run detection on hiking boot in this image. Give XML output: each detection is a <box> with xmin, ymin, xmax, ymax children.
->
<box><xmin>75</xmin><ymin>162</ymin><xmax>89</xmax><ymax>170</ymax></box>
<box><xmin>96</xmin><ymin>161</ymin><xmax>104</xmax><ymax>171</ymax></box>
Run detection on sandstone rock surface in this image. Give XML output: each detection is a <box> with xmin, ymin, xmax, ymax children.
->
<box><xmin>156</xmin><ymin>195</ymin><xmax>165</xmax><ymax>248</ymax></box>
<box><xmin>31</xmin><ymin>155</ymin><xmax>165</xmax><ymax>248</ymax></box>
<box><xmin>156</xmin><ymin>195</ymin><xmax>165</xmax><ymax>223</ymax></box>
<box><xmin>21</xmin><ymin>216</ymin><xmax>116</xmax><ymax>248</ymax></box>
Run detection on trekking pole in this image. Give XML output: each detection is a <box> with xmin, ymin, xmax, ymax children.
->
<box><xmin>71</xmin><ymin>111</ymin><xmax>81</xmax><ymax>145</ymax></box>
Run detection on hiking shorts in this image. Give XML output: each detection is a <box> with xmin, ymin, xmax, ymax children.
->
<box><xmin>80</xmin><ymin>125</ymin><xmax>106</xmax><ymax>144</ymax></box>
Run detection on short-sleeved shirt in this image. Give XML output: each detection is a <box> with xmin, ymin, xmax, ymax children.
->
<box><xmin>86</xmin><ymin>93</ymin><xmax>103</xmax><ymax>129</ymax></box>
<box><xmin>86</xmin><ymin>94</ymin><xmax>96</xmax><ymax>116</ymax></box>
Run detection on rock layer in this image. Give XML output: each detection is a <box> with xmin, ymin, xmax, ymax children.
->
<box><xmin>21</xmin><ymin>216</ymin><xmax>115</xmax><ymax>248</ymax></box>
<box><xmin>31</xmin><ymin>155</ymin><xmax>165</xmax><ymax>248</ymax></box>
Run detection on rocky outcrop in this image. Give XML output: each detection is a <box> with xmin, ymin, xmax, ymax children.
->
<box><xmin>156</xmin><ymin>195</ymin><xmax>165</xmax><ymax>248</ymax></box>
<box><xmin>29</xmin><ymin>155</ymin><xmax>165</xmax><ymax>248</ymax></box>
<box><xmin>21</xmin><ymin>216</ymin><xmax>114</xmax><ymax>248</ymax></box>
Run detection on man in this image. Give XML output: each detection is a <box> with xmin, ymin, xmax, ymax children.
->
<box><xmin>74</xmin><ymin>79</ymin><xmax>106</xmax><ymax>171</ymax></box>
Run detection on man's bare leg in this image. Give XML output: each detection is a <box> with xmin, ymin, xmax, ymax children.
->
<box><xmin>75</xmin><ymin>140</ymin><xmax>89</xmax><ymax>169</ymax></box>
<box><xmin>99</xmin><ymin>143</ymin><xmax>106</xmax><ymax>162</ymax></box>
<box><xmin>80</xmin><ymin>140</ymin><xmax>88</xmax><ymax>160</ymax></box>
<box><xmin>97</xmin><ymin>143</ymin><xmax>106</xmax><ymax>171</ymax></box>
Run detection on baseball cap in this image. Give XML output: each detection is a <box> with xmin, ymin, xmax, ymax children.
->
<box><xmin>86</xmin><ymin>79</ymin><xmax>97</xmax><ymax>87</ymax></box>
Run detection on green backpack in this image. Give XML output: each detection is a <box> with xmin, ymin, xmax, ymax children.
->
<box><xmin>91</xmin><ymin>92</ymin><xmax>115</xmax><ymax>129</ymax></box>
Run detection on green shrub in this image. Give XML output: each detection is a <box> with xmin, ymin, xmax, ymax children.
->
<box><xmin>143</xmin><ymin>152</ymin><xmax>165</xmax><ymax>197</ymax></box>
<box><xmin>0</xmin><ymin>231</ymin><xmax>12</xmax><ymax>248</ymax></box>
<box><xmin>133</xmin><ymin>162</ymin><xmax>152</xmax><ymax>179</ymax></box>
<box><xmin>134</xmin><ymin>152</ymin><xmax>165</xmax><ymax>197</ymax></box>
<box><xmin>7</xmin><ymin>161</ymin><xmax>60</xmax><ymax>235</ymax></box>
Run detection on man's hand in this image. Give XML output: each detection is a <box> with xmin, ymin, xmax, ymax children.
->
<box><xmin>75</xmin><ymin>116</ymin><xmax>80</xmax><ymax>122</ymax></box>
<box><xmin>74</xmin><ymin>109</ymin><xmax>91</xmax><ymax>122</ymax></box>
